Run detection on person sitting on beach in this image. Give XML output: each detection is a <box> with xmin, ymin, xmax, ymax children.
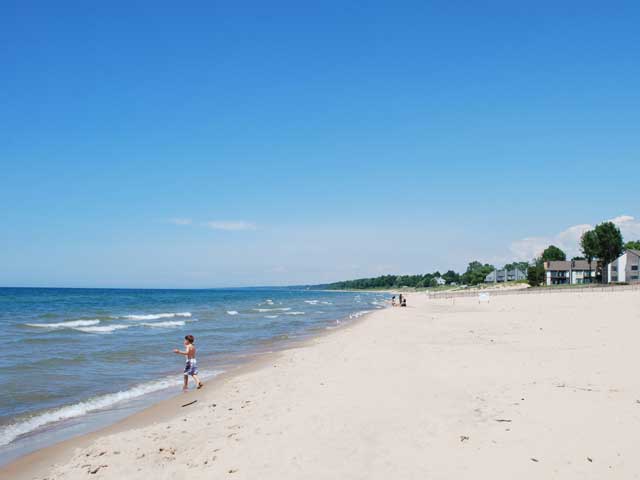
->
<box><xmin>401</xmin><ymin>298</ymin><xmax>407</xmax><ymax>307</ymax></box>
<box><xmin>173</xmin><ymin>334</ymin><xmax>203</xmax><ymax>391</ymax></box>
<box><xmin>391</xmin><ymin>295</ymin><xmax>397</xmax><ymax>306</ymax></box>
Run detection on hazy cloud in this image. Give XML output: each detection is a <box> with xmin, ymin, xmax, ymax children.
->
<box><xmin>168</xmin><ymin>218</ymin><xmax>257</xmax><ymax>231</ymax></box>
<box><xmin>611</xmin><ymin>215</ymin><xmax>640</xmax><ymax>239</ymax></box>
<box><xmin>202</xmin><ymin>221</ymin><xmax>257</xmax><ymax>231</ymax></box>
<box><xmin>168</xmin><ymin>218</ymin><xmax>192</xmax><ymax>226</ymax></box>
<box><xmin>509</xmin><ymin>214</ymin><xmax>640</xmax><ymax>261</ymax></box>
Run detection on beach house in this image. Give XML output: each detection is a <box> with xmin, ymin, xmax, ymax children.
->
<box><xmin>606</xmin><ymin>250</ymin><xmax>640</xmax><ymax>284</ymax></box>
<box><xmin>484</xmin><ymin>268</ymin><xmax>527</xmax><ymax>283</ymax></box>
<box><xmin>544</xmin><ymin>259</ymin><xmax>598</xmax><ymax>285</ymax></box>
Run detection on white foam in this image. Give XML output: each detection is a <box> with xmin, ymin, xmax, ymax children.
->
<box><xmin>325</xmin><ymin>320</ymin><xmax>342</xmax><ymax>330</ymax></box>
<box><xmin>349</xmin><ymin>310</ymin><xmax>371</xmax><ymax>319</ymax></box>
<box><xmin>74</xmin><ymin>325</ymin><xmax>130</xmax><ymax>334</ymax></box>
<box><xmin>141</xmin><ymin>320</ymin><xmax>185</xmax><ymax>328</ymax></box>
<box><xmin>26</xmin><ymin>320</ymin><xmax>101</xmax><ymax>329</ymax></box>
<box><xmin>123</xmin><ymin>312</ymin><xmax>192</xmax><ymax>321</ymax></box>
<box><xmin>226</xmin><ymin>311</ymin><xmax>239</xmax><ymax>315</ymax></box>
<box><xmin>265</xmin><ymin>315</ymin><xmax>279</xmax><ymax>319</ymax></box>
<box><xmin>0</xmin><ymin>370</ymin><xmax>224</xmax><ymax>447</ymax></box>
<box><xmin>254</xmin><ymin>307</ymin><xmax>291</xmax><ymax>312</ymax></box>
<box><xmin>285</xmin><ymin>311</ymin><xmax>305</xmax><ymax>316</ymax></box>
<box><xmin>304</xmin><ymin>300</ymin><xmax>320</xmax><ymax>305</ymax></box>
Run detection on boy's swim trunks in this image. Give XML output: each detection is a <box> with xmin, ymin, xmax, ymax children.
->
<box><xmin>184</xmin><ymin>358</ymin><xmax>198</xmax><ymax>375</ymax></box>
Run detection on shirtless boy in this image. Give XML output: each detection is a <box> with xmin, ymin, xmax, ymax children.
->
<box><xmin>173</xmin><ymin>334</ymin><xmax>203</xmax><ymax>391</ymax></box>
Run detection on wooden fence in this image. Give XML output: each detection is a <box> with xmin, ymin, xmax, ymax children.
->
<box><xmin>426</xmin><ymin>283</ymin><xmax>640</xmax><ymax>300</ymax></box>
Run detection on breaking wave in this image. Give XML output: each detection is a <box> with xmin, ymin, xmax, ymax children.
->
<box><xmin>123</xmin><ymin>312</ymin><xmax>192</xmax><ymax>321</ymax></box>
<box><xmin>74</xmin><ymin>324</ymin><xmax>130</xmax><ymax>334</ymax></box>
<box><xmin>26</xmin><ymin>320</ymin><xmax>101</xmax><ymax>329</ymax></box>
<box><xmin>140</xmin><ymin>321</ymin><xmax>185</xmax><ymax>328</ymax></box>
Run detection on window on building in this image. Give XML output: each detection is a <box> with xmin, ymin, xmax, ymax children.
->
<box><xmin>632</xmin><ymin>265</ymin><xmax>639</xmax><ymax>271</ymax></box>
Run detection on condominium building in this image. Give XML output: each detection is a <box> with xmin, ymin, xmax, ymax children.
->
<box><xmin>484</xmin><ymin>268</ymin><xmax>527</xmax><ymax>283</ymax></box>
<box><xmin>544</xmin><ymin>259</ymin><xmax>598</xmax><ymax>285</ymax></box>
<box><xmin>606</xmin><ymin>250</ymin><xmax>640</xmax><ymax>284</ymax></box>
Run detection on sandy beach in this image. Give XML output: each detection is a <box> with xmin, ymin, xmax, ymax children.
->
<box><xmin>3</xmin><ymin>288</ymin><xmax>640</xmax><ymax>480</ymax></box>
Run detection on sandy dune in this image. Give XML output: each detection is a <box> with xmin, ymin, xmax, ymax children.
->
<box><xmin>4</xmin><ymin>289</ymin><xmax>640</xmax><ymax>479</ymax></box>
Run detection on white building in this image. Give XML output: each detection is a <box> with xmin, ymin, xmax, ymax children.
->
<box><xmin>544</xmin><ymin>260</ymin><xmax>598</xmax><ymax>285</ymax></box>
<box><xmin>484</xmin><ymin>268</ymin><xmax>527</xmax><ymax>283</ymax></box>
<box><xmin>606</xmin><ymin>250</ymin><xmax>640</xmax><ymax>284</ymax></box>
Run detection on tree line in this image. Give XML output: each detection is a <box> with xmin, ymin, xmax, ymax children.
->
<box><xmin>320</xmin><ymin>262</ymin><xmax>517</xmax><ymax>290</ymax></box>
<box><xmin>320</xmin><ymin>221</ymin><xmax>639</xmax><ymax>290</ymax></box>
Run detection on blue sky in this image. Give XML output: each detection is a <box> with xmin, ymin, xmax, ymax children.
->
<box><xmin>1</xmin><ymin>1</ymin><xmax>639</xmax><ymax>288</ymax></box>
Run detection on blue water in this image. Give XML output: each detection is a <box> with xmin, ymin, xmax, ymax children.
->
<box><xmin>0</xmin><ymin>287</ymin><xmax>385</xmax><ymax>460</ymax></box>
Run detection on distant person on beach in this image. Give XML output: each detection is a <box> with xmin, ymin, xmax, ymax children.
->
<box><xmin>401</xmin><ymin>297</ymin><xmax>407</xmax><ymax>307</ymax></box>
<box><xmin>399</xmin><ymin>294</ymin><xmax>403</xmax><ymax>305</ymax></box>
<box><xmin>391</xmin><ymin>295</ymin><xmax>397</xmax><ymax>306</ymax></box>
<box><xmin>173</xmin><ymin>334</ymin><xmax>203</xmax><ymax>391</ymax></box>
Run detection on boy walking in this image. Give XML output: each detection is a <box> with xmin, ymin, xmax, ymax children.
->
<box><xmin>173</xmin><ymin>334</ymin><xmax>204</xmax><ymax>391</ymax></box>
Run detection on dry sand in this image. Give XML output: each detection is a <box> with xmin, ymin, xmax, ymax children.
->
<box><xmin>3</xmin><ymin>289</ymin><xmax>640</xmax><ymax>479</ymax></box>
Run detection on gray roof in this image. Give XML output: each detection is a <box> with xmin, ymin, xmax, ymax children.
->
<box><xmin>545</xmin><ymin>261</ymin><xmax>571</xmax><ymax>271</ymax></box>
<box><xmin>571</xmin><ymin>260</ymin><xmax>596</xmax><ymax>270</ymax></box>
<box><xmin>544</xmin><ymin>260</ymin><xmax>596</xmax><ymax>271</ymax></box>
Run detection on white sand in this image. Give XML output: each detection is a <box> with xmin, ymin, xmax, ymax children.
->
<box><xmin>3</xmin><ymin>289</ymin><xmax>640</xmax><ymax>479</ymax></box>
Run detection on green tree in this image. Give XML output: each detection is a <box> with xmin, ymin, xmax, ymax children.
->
<box><xmin>541</xmin><ymin>245</ymin><xmax>566</xmax><ymax>262</ymax></box>
<box><xmin>527</xmin><ymin>258</ymin><xmax>545</xmax><ymax>286</ymax></box>
<box><xmin>625</xmin><ymin>240</ymin><xmax>640</xmax><ymax>250</ymax></box>
<box><xmin>442</xmin><ymin>270</ymin><xmax>460</xmax><ymax>284</ymax></box>
<box><xmin>461</xmin><ymin>261</ymin><xmax>495</xmax><ymax>285</ymax></box>
<box><xmin>503</xmin><ymin>261</ymin><xmax>530</xmax><ymax>273</ymax></box>
<box><xmin>594</xmin><ymin>221</ymin><xmax>624</xmax><ymax>267</ymax></box>
<box><xmin>581</xmin><ymin>230</ymin><xmax>599</xmax><ymax>284</ymax></box>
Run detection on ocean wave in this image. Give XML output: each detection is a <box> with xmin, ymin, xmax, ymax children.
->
<box><xmin>226</xmin><ymin>310</ymin><xmax>239</xmax><ymax>315</ymax></box>
<box><xmin>304</xmin><ymin>300</ymin><xmax>320</xmax><ymax>305</ymax></box>
<box><xmin>264</xmin><ymin>315</ymin><xmax>279</xmax><ymax>319</ymax></box>
<box><xmin>123</xmin><ymin>312</ymin><xmax>192</xmax><ymax>321</ymax></box>
<box><xmin>74</xmin><ymin>325</ymin><xmax>130</xmax><ymax>334</ymax></box>
<box><xmin>254</xmin><ymin>307</ymin><xmax>291</xmax><ymax>312</ymax></box>
<box><xmin>140</xmin><ymin>320</ymin><xmax>185</xmax><ymax>328</ymax></box>
<box><xmin>0</xmin><ymin>370</ymin><xmax>223</xmax><ymax>447</ymax></box>
<box><xmin>349</xmin><ymin>310</ymin><xmax>371</xmax><ymax>319</ymax></box>
<box><xmin>26</xmin><ymin>320</ymin><xmax>101</xmax><ymax>329</ymax></box>
<box><xmin>325</xmin><ymin>319</ymin><xmax>342</xmax><ymax>330</ymax></box>
<box><xmin>285</xmin><ymin>311</ymin><xmax>305</xmax><ymax>316</ymax></box>
<box><xmin>0</xmin><ymin>376</ymin><xmax>176</xmax><ymax>447</ymax></box>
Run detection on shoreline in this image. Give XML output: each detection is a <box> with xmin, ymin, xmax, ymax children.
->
<box><xmin>0</xmin><ymin>304</ymin><xmax>380</xmax><ymax>478</ymax></box>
